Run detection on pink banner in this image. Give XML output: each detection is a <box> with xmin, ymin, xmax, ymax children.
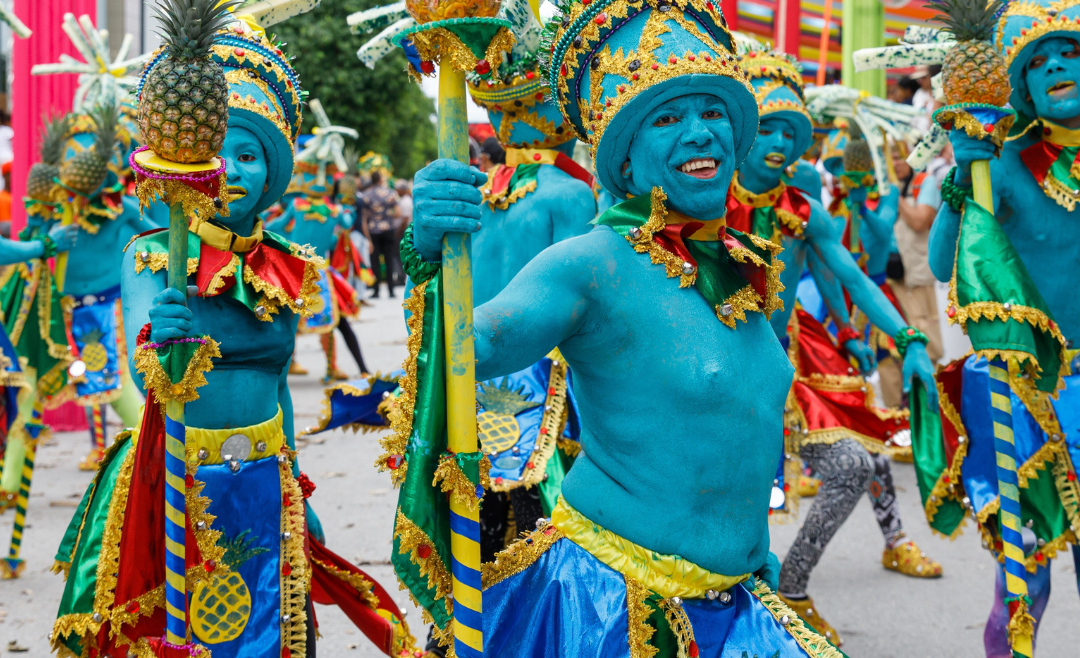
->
<box><xmin>11</xmin><ymin>0</ymin><xmax>98</xmax><ymax>235</ymax></box>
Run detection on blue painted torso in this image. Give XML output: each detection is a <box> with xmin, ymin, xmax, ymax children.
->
<box><xmin>65</xmin><ymin>196</ymin><xmax>152</xmax><ymax>296</ymax></box>
<box><xmin>475</xmin><ymin>226</ymin><xmax>793</xmax><ymax>576</ymax></box>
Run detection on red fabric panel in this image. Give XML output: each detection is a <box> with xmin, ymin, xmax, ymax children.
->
<box><xmin>245</xmin><ymin>242</ymin><xmax>308</xmax><ymax>299</ymax></box>
<box><xmin>937</xmin><ymin>357</ymin><xmax>967</xmax><ymax>466</ymax></box>
<box><xmin>329</xmin><ymin>268</ymin><xmax>359</xmax><ymax>317</ymax></box>
<box><xmin>196</xmin><ymin>242</ymin><xmax>237</xmax><ymax>295</ymax></box>
<box><xmin>795</xmin><ymin>309</ymin><xmax>853</xmax><ymax>377</ymax></box>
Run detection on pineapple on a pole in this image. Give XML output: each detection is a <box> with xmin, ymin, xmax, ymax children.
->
<box><xmin>840</xmin><ymin>124</ymin><xmax>873</xmax><ymax>256</ymax></box>
<box><xmin>131</xmin><ymin>0</ymin><xmax>240</xmax><ymax>651</ymax></box>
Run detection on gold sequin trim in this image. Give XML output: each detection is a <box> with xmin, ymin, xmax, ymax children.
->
<box><xmin>432</xmin><ymin>453</ymin><xmax>492</xmax><ymax>512</ymax></box>
<box><xmin>394</xmin><ymin>511</ymin><xmax>453</xmax><ymax>618</ymax></box>
<box><xmin>751</xmin><ymin>579</ymin><xmax>844</xmax><ymax>658</ymax></box>
<box><xmin>625</xmin><ymin>576</ymin><xmax>659</xmax><ymax>658</ymax></box>
<box><xmin>377</xmin><ymin>279</ymin><xmax>428</xmax><ymax>485</ymax></box>
<box><xmin>132</xmin><ymin>338</ymin><xmax>221</xmax><ymax>404</ymax></box>
<box><xmin>280</xmin><ymin>461</ymin><xmax>310</xmax><ymax>658</ymax></box>
<box><xmin>481</xmin><ymin>519</ymin><xmax>565</xmax><ymax>589</ymax></box>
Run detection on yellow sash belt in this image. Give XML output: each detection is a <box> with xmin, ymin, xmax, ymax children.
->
<box><xmin>552</xmin><ymin>499</ymin><xmax>749</xmax><ymax>599</ymax></box>
<box><xmin>132</xmin><ymin>407</ymin><xmax>285</xmax><ymax>466</ymax></box>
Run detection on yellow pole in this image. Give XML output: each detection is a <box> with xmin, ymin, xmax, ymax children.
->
<box><xmin>53</xmin><ymin>200</ymin><xmax>75</xmax><ymax>293</ymax></box>
<box><xmin>971</xmin><ymin>160</ymin><xmax>993</xmax><ymax>212</ymax></box>
<box><xmin>437</xmin><ymin>65</ymin><xmax>483</xmax><ymax>658</ymax></box>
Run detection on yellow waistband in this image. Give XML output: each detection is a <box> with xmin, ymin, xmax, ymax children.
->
<box><xmin>551</xmin><ymin>500</ymin><xmax>749</xmax><ymax>599</ymax></box>
<box><xmin>133</xmin><ymin>407</ymin><xmax>285</xmax><ymax>466</ymax></box>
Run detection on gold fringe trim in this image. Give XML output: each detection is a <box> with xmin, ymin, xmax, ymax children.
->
<box><xmin>1041</xmin><ymin>172</ymin><xmax>1080</xmax><ymax>211</ymax></box>
<box><xmin>131</xmin><ymin>250</ymin><xmax>199</xmax><ymax>276</ymax></box>
<box><xmin>132</xmin><ymin>339</ymin><xmax>222</xmax><ymax>404</ymax></box>
<box><xmin>480</xmin><ymin>170</ymin><xmax>537</xmax><ymax>210</ymax></box>
<box><xmin>934</xmin><ymin>106</ymin><xmax>1014</xmax><ymax>154</ymax></box>
<box><xmin>280</xmin><ymin>461</ymin><xmax>311</xmax><ymax>658</ymax></box>
<box><xmin>489</xmin><ymin>357</ymin><xmax>570</xmax><ymax>492</ymax></box>
<box><xmin>204</xmin><ymin>253</ymin><xmax>241</xmax><ymax>297</ymax></box>
<box><xmin>311</xmin><ymin>557</ymin><xmax>381</xmax><ymax>611</ymax></box>
<box><xmin>409</xmin><ymin>26</ymin><xmax>514</xmax><ymax>78</ymax></box>
<box><xmin>300</xmin><ymin>373</ymin><xmax>400</xmax><ymax>436</ymax></box>
<box><xmin>625</xmin><ymin>576</ymin><xmax>659</xmax><ymax>658</ymax></box>
<box><xmin>659</xmin><ymin>597</ymin><xmax>697</xmax><ymax>658</ymax></box>
<box><xmin>378</xmin><ymin>280</ymin><xmax>427</xmax><ymax>485</ymax></box>
<box><xmin>923</xmin><ymin>374</ymin><xmax>971</xmax><ymax>537</ymax></box>
<box><xmin>1006</xmin><ymin>597</ymin><xmax>1036</xmax><ymax>652</ymax></box>
<box><xmin>431</xmin><ymin>454</ymin><xmax>492</xmax><ymax>512</ymax></box>
<box><xmin>394</xmin><ymin>511</ymin><xmax>453</xmax><ymax>618</ymax></box>
<box><xmin>714</xmin><ymin>284</ymin><xmax>762</xmax><ymax>329</ymax></box>
<box><xmin>134</xmin><ymin>170</ymin><xmax>230</xmax><ymax>222</ymax></box>
<box><xmin>481</xmin><ymin>519</ymin><xmax>565</xmax><ymax>589</ymax></box>
<box><xmin>625</xmin><ymin>188</ymin><xmax>696</xmax><ymax>287</ymax></box>
<box><xmin>751</xmin><ymin>579</ymin><xmax>844</xmax><ymax>658</ymax></box>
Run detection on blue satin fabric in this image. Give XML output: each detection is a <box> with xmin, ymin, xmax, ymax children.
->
<box><xmin>484</xmin><ymin>537</ymin><xmax>816</xmax><ymax>657</ymax></box>
<box><xmin>317</xmin><ymin>375</ymin><xmax>402</xmax><ymax>433</ymax></box>
<box><xmin>304</xmin><ymin>268</ymin><xmax>335</xmax><ymax>331</ymax></box>
<box><xmin>70</xmin><ymin>284</ymin><xmax>122</xmax><ymax>400</ymax></box>
<box><xmin>0</xmin><ymin>324</ymin><xmax>22</xmax><ymax>432</ymax></box>
<box><xmin>959</xmin><ymin>355</ymin><xmax>1080</xmax><ymax>517</ymax></box>
<box><xmin>483</xmin><ymin>358</ymin><xmax>580</xmax><ymax>486</ymax></box>
<box><xmin>197</xmin><ymin>456</ymin><xmax>283</xmax><ymax>658</ymax></box>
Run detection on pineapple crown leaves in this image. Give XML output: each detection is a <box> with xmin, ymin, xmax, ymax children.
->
<box><xmin>40</xmin><ymin>113</ymin><xmax>74</xmax><ymax>166</ymax></box>
<box><xmin>342</xmin><ymin>146</ymin><xmax>360</xmax><ymax>175</ymax></box>
<box><xmin>216</xmin><ymin>529</ymin><xmax>270</xmax><ymax>570</ymax></box>
<box><xmin>152</xmin><ymin>0</ymin><xmax>244</xmax><ymax>61</ymax></box>
<box><xmin>477</xmin><ymin>378</ymin><xmax>542</xmax><ymax>416</ymax></box>
<box><xmin>924</xmin><ymin>0</ymin><xmax>1005</xmax><ymax>43</ymax></box>
<box><xmin>88</xmin><ymin>103</ymin><xmax>121</xmax><ymax>160</ymax></box>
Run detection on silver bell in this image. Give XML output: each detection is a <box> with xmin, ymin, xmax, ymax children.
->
<box><xmin>681</xmin><ymin>262</ymin><xmax>696</xmax><ymax>276</ymax></box>
<box><xmin>92</xmin><ymin>612</ymin><xmax>103</xmax><ymax>623</ymax></box>
<box><xmin>255</xmin><ymin>441</ymin><xmax>268</xmax><ymax>453</ymax></box>
<box><xmin>255</xmin><ymin>305</ymin><xmax>268</xmax><ymax>318</ymax></box>
<box><xmin>139</xmin><ymin>251</ymin><xmax>150</xmax><ymax>262</ymax></box>
<box><xmin>197</xmin><ymin>448</ymin><xmax>209</xmax><ymax>460</ymax></box>
<box><xmin>229</xmin><ymin>460</ymin><xmax>241</xmax><ymax>473</ymax></box>
<box><xmin>780</xmin><ymin>614</ymin><xmax>791</xmax><ymax>626</ymax></box>
<box><xmin>706</xmin><ymin>589</ymin><xmax>718</xmax><ymax>600</ymax></box>
<box><xmin>283</xmin><ymin>531</ymin><xmax>292</xmax><ymax>540</ymax></box>
<box><xmin>628</xmin><ymin>226</ymin><xmax>642</xmax><ymax>239</ymax></box>
<box><xmin>719</xmin><ymin>590</ymin><xmax>732</xmax><ymax>604</ymax></box>
<box><xmin>294</xmin><ymin>297</ymin><xmax>305</xmax><ymax>308</ymax></box>
<box><xmin>669</xmin><ymin>596</ymin><xmax>682</xmax><ymax>607</ymax></box>
<box><xmin>720</xmin><ymin>303</ymin><xmax>733</xmax><ymax>317</ymax></box>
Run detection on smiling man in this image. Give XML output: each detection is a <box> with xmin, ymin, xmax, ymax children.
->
<box><xmin>923</xmin><ymin>1</ymin><xmax>1080</xmax><ymax>653</ymax></box>
<box><xmin>402</xmin><ymin>0</ymin><xmax>841</xmax><ymax>655</ymax></box>
<box><xmin>727</xmin><ymin>49</ymin><xmax>941</xmax><ymax>644</ymax></box>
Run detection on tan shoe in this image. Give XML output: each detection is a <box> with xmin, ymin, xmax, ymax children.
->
<box><xmin>777</xmin><ymin>593</ymin><xmax>841</xmax><ymax>647</ymax></box>
<box><xmin>78</xmin><ymin>447</ymin><xmax>105</xmax><ymax>471</ymax></box>
<box><xmin>289</xmin><ymin>360</ymin><xmax>309</xmax><ymax>375</ymax></box>
<box><xmin>797</xmin><ymin>475</ymin><xmax>820</xmax><ymax>497</ymax></box>
<box><xmin>883</xmin><ymin>540</ymin><xmax>943</xmax><ymax>578</ymax></box>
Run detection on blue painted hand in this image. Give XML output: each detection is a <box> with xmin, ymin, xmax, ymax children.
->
<box><xmin>846</xmin><ymin>183</ymin><xmax>869</xmax><ymax>207</ymax></box>
<box><xmin>48</xmin><ymin>224</ymin><xmax>78</xmax><ymax>252</ymax></box>
<box><xmin>411</xmin><ymin>159</ymin><xmax>487</xmax><ymax>262</ymax></box>
<box><xmin>148</xmin><ymin>287</ymin><xmax>193</xmax><ymax>344</ymax></box>
<box><xmin>948</xmin><ymin>128</ymin><xmax>997</xmax><ymax>186</ymax></box>
<box><xmin>843</xmin><ymin>338</ymin><xmax>877</xmax><ymax>375</ymax></box>
<box><xmin>622</xmin><ymin>94</ymin><xmax>736</xmax><ymax>219</ymax></box>
<box><xmin>902</xmin><ymin>341</ymin><xmax>939</xmax><ymax>409</ymax></box>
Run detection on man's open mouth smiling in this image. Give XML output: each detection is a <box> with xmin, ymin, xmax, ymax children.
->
<box><xmin>678</xmin><ymin>157</ymin><xmax>717</xmax><ymax>179</ymax></box>
<box><xmin>764</xmin><ymin>153</ymin><xmax>786</xmax><ymax>168</ymax></box>
<box><xmin>1048</xmin><ymin>80</ymin><xmax>1076</xmax><ymax>97</ymax></box>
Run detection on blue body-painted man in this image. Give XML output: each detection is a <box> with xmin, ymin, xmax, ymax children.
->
<box><xmin>926</xmin><ymin>2</ymin><xmax>1080</xmax><ymax>653</ymax></box>
<box><xmin>404</xmin><ymin>2</ymin><xmax>844</xmax><ymax>654</ymax></box>
<box><xmin>726</xmin><ymin>50</ymin><xmax>939</xmax><ymax>644</ymax></box>
<box><xmin>268</xmin><ymin>157</ymin><xmax>369</xmax><ymax>381</ymax></box>
<box><xmin>56</xmin><ymin>115</ymin><xmax>162</xmax><ymax>468</ymax></box>
<box><xmin>462</xmin><ymin>24</ymin><xmax>596</xmax><ymax>552</ymax></box>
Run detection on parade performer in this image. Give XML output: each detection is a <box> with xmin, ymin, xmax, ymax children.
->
<box><xmin>268</xmin><ymin>99</ymin><xmax>368</xmax><ymax>382</ymax></box>
<box><xmin>31</xmin><ymin>14</ymin><xmax>160</xmax><ymax>470</ymax></box>
<box><xmin>906</xmin><ymin>0</ymin><xmax>1080</xmax><ymax>653</ymax></box>
<box><xmin>397</xmin><ymin>0</ymin><xmax>865</xmax><ymax>653</ymax></box>
<box><xmin>0</xmin><ymin>115</ymin><xmax>80</xmax><ymax>513</ymax></box>
<box><xmin>728</xmin><ymin>47</ymin><xmax>941</xmax><ymax>644</ymax></box>
<box><xmin>51</xmin><ymin>4</ymin><xmax>416</xmax><ymax>656</ymax></box>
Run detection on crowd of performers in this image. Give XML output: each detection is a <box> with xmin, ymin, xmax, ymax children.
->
<box><xmin>0</xmin><ymin>0</ymin><xmax>1074</xmax><ymax>656</ymax></box>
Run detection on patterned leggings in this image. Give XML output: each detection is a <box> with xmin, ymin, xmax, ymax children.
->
<box><xmin>778</xmin><ymin>438</ymin><xmax>904</xmax><ymax>595</ymax></box>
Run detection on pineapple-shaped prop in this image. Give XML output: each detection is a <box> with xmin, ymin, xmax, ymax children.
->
<box><xmin>80</xmin><ymin>329</ymin><xmax>109</xmax><ymax>373</ymax></box>
<box><xmin>928</xmin><ymin>0</ymin><xmax>1016</xmax><ymax>204</ymax></box>
<box><xmin>476</xmin><ymin>378</ymin><xmax>540</xmax><ymax>454</ymax></box>
<box><xmin>840</xmin><ymin>123</ymin><xmax>875</xmax><ymax>256</ymax></box>
<box><xmin>191</xmin><ymin>530</ymin><xmax>269</xmax><ymax>644</ymax></box>
<box><xmin>130</xmin><ymin>1</ymin><xmax>239</xmax><ymax>653</ymax></box>
<box><xmin>27</xmin><ymin>114</ymin><xmax>72</xmax><ymax>202</ymax></box>
<box><xmin>338</xmin><ymin>146</ymin><xmax>360</xmax><ymax>205</ymax></box>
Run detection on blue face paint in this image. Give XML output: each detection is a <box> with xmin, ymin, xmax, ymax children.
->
<box><xmin>218</xmin><ymin>126</ymin><xmax>269</xmax><ymax>231</ymax></box>
<box><xmin>1025</xmin><ymin>37</ymin><xmax>1080</xmax><ymax>123</ymax></box>
<box><xmin>739</xmin><ymin>115</ymin><xmax>799</xmax><ymax>194</ymax></box>
<box><xmin>623</xmin><ymin>93</ymin><xmax>736</xmax><ymax>219</ymax></box>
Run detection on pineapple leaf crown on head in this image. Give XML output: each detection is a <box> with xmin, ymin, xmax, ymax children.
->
<box><xmin>152</xmin><ymin>0</ymin><xmax>244</xmax><ymax>61</ymax></box>
<box><xmin>40</xmin><ymin>113</ymin><xmax>73</xmax><ymax>166</ymax></box>
<box><xmin>477</xmin><ymin>378</ymin><xmax>541</xmax><ymax>416</ymax></box>
<box><xmin>924</xmin><ymin>0</ymin><xmax>1006</xmax><ymax>42</ymax></box>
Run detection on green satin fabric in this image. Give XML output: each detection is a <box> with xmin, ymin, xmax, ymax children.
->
<box><xmin>750</xmin><ymin>206</ymin><xmax>776</xmax><ymax>241</ymax></box>
<box><xmin>955</xmin><ymin>201</ymin><xmax>1063</xmax><ymax>392</ymax></box>
<box><xmin>1049</xmin><ymin>145</ymin><xmax>1080</xmax><ymax>189</ymax></box>
<box><xmin>54</xmin><ymin>435</ymin><xmax>132</xmax><ymax>654</ymax></box>
<box><xmin>909</xmin><ymin>386</ymin><xmax>966</xmax><ymax>536</ymax></box>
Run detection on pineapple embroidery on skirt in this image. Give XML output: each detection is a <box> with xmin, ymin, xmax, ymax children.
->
<box><xmin>68</xmin><ymin>284</ymin><xmax>125</xmax><ymax>405</ymax></box>
<box><xmin>192</xmin><ymin>530</ymin><xmax>270</xmax><ymax>644</ymax></box>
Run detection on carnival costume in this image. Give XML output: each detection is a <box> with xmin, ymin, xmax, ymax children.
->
<box><xmin>472</xmin><ymin>2</ymin><xmax>839</xmax><ymax>655</ymax></box>
<box><xmin>50</xmin><ymin>18</ymin><xmax>416</xmax><ymax>658</ymax></box>
<box><xmin>724</xmin><ymin>48</ymin><xmax>941</xmax><ymax>645</ymax></box>
<box><xmin>906</xmin><ymin>0</ymin><xmax>1080</xmax><ymax>651</ymax></box>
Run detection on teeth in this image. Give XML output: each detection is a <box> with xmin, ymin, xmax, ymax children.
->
<box><xmin>679</xmin><ymin>158</ymin><xmax>715</xmax><ymax>173</ymax></box>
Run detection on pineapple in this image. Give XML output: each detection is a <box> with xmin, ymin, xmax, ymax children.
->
<box><xmin>476</xmin><ymin>379</ymin><xmax>542</xmax><ymax>454</ymax></box>
<box><xmin>27</xmin><ymin>114</ymin><xmax>72</xmax><ymax>201</ymax></box>
<box><xmin>338</xmin><ymin>146</ymin><xmax>359</xmax><ymax>205</ymax></box>
<box><xmin>80</xmin><ymin>329</ymin><xmax>109</xmax><ymax>373</ymax></box>
<box><xmin>59</xmin><ymin>103</ymin><xmax>119</xmax><ymax>195</ymax></box>
<box><xmin>928</xmin><ymin>0</ymin><xmax>1011</xmax><ymax>106</ymax></box>
<box><xmin>139</xmin><ymin>0</ymin><xmax>240</xmax><ymax>163</ymax></box>
<box><xmin>192</xmin><ymin>529</ymin><xmax>269</xmax><ymax>644</ymax></box>
<box><xmin>38</xmin><ymin>366</ymin><xmax>66</xmax><ymax>397</ymax></box>
<box><xmin>842</xmin><ymin>123</ymin><xmax>873</xmax><ymax>173</ymax></box>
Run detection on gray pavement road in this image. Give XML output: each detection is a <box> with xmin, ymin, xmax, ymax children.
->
<box><xmin>1</xmin><ymin>296</ymin><xmax>1078</xmax><ymax>657</ymax></box>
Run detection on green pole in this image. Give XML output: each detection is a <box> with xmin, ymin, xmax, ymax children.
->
<box><xmin>842</xmin><ymin>0</ymin><xmax>886</xmax><ymax>97</ymax></box>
